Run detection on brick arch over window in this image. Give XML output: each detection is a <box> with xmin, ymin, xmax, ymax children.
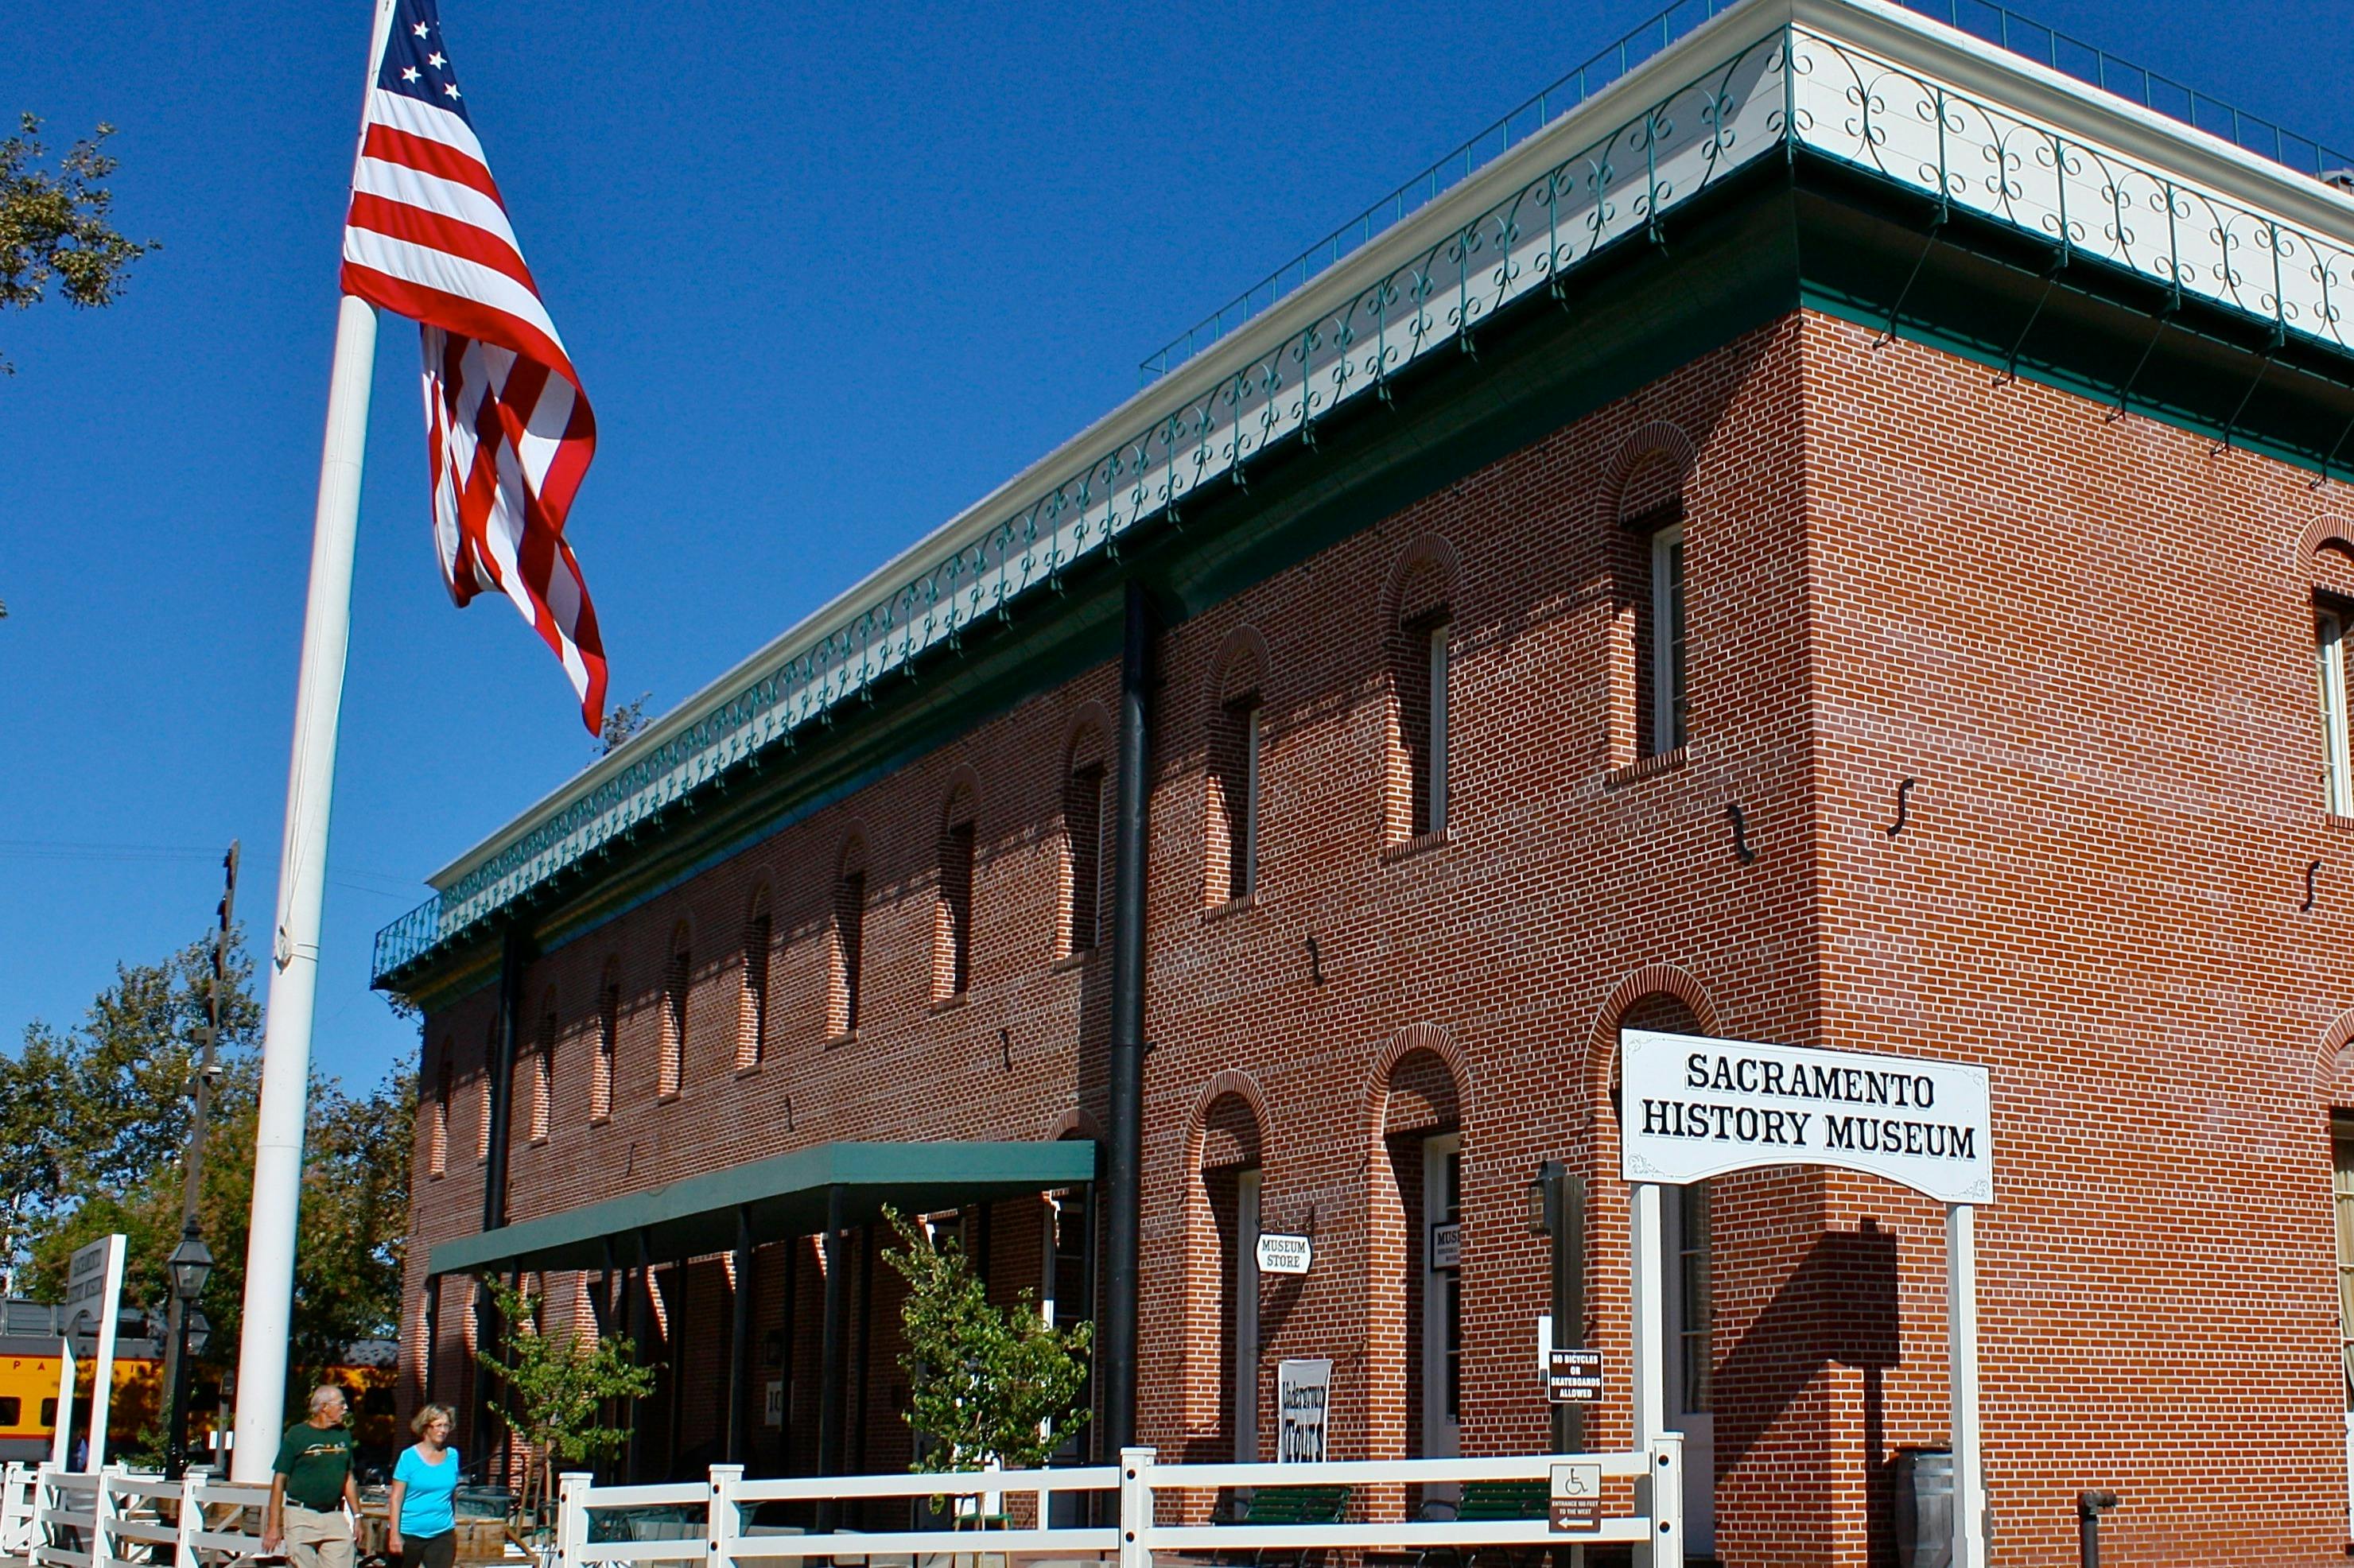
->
<box><xmin>1043</xmin><ymin>1105</ymin><xmax>1105</xmax><ymax>1143</ymax></box>
<box><xmin>1177</xmin><ymin>1072</ymin><xmax>1272</xmax><ymax>1443</ymax></box>
<box><xmin>2311</xmin><ymin>1006</ymin><xmax>2354</xmax><ymax>1104</ymax></box>
<box><xmin>2294</xmin><ymin>514</ymin><xmax>2354</xmax><ymax>567</ymax></box>
<box><xmin>1599</xmin><ymin>420</ymin><xmax>1699</xmax><ymax>526</ymax></box>
<box><xmin>1204</xmin><ymin>626</ymin><xmax>1272</xmax><ymax>715</ymax></box>
<box><xmin>659</xmin><ymin>919</ymin><xmax>692</xmax><ymax>1098</ymax></box>
<box><xmin>1358</xmin><ymin>1025</ymin><xmax>1469</xmax><ymax>1469</ymax></box>
<box><xmin>1583</xmin><ymin>964</ymin><xmax>1722</xmax><ymax>1113</ymax></box>
<box><xmin>738</xmin><ymin>882</ymin><xmax>773</xmax><ymax>1071</ymax></box>
<box><xmin>1381</xmin><ymin>534</ymin><xmax>1463</xmax><ymax>629</ymax></box>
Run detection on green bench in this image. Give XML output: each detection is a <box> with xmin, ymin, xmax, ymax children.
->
<box><xmin>1218</xmin><ymin>1485</ymin><xmax>1350</xmax><ymax>1568</ymax></box>
<box><xmin>1413</xmin><ymin>1481</ymin><xmax>1548</xmax><ymax>1568</ymax></box>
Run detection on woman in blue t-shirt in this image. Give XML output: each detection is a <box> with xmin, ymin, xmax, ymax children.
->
<box><xmin>387</xmin><ymin>1403</ymin><xmax>460</xmax><ymax>1568</ymax></box>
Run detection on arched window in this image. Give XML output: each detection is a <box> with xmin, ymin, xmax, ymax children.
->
<box><xmin>530</xmin><ymin>990</ymin><xmax>557</xmax><ymax>1143</ymax></box>
<box><xmin>1194</xmin><ymin>1090</ymin><xmax>1265</xmax><ymax>1462</ymax></box>
<box><xmin>1062</xmin><ymin>726</ymin><xmax>1109</xmax><ymax>958</ymax></box>
<box><xmin>430</xmin><ymin>1050</ymin><xmax>451</xmax><ymax>1178</ymax></box>
<box><xmin>1385</xmin><ymin>540</ymin><xmax>1460</xmax><ymax>842</ymax></box>
<box><xmin>1203</xmin><ymin>635</ymin><xmax>1268</xmax><ymax>907</ymax></box>
<box><xmin>1608</xmin><ymin>435</ymin><xmax>1696</xmax><ymax>764</ymax></box>
<box><xmin>829</xmin><ymin>838</ymin><xmax>867</xmax><ymax>1038</ymax></box>
<box><xmin>936</xmin><ymin>786</ymin><xmax>978</xmax><ymax>998</ymax></box>
<box><xmin>476</xmin><ymin>1020</ymin><xmax>495</xmax><ymax>1162</ymax></box>
<box><xmin>739</xmin><ymin>888</ymin><xmax>772</xmax><ymax>1070</ymax></box>
<box><xmin>592</xmin><ymin>960</ymin><xmax>619</xmax><ymax>1122</ymax></box>
<box><xmin>660</xmin><ymin>923</ymin><xmax>690</xmax><ymax>1098</ymax></box>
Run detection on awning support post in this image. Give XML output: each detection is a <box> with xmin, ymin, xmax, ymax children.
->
<box><xmin>1948</xmin><ymin>1202</ymin><xmax>1986</xmax><ymax>1568</ymax></box>
<box><xmin>816</xmin><ymin>1184</ymin><xmax>849</xmax><ymax>1531</ymax></box>
<box><xmin>727</xmin><ymin>1205</ymin><xmax>754</xmax><ymax>1465</ymax></box>
<box><xmin>1630</xmin><ymin>1181</ymin><xmax>1667</xmax><ymax>1568</ymax></box>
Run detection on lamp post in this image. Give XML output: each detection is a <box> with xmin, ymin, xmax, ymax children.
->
<box><xmin>165</xmin><ymin>1232</ymin><xmax>214</xmax><ymax>1477</ymax></box>
<box><xmin>165</xmin><ymin>844</ymin><xmax>237</xmax><ymax>1480</ymax></box>
<box><xmin>1525</xmin><ymin>1161</ymin><xmax>1585</xmax><ymax>1455</ymax></box>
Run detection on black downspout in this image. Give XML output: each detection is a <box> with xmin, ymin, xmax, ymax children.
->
<box><xmin>483</xmin><ymin>923</ymin><xmax>530</xmax><ymax>1233</ymax></box>
<box><xmin>815</xmin><ymin>1185</ymin><xmax>849</xmax><ymax>1531</ymax></box>
<box><xmin>727</xmin><ymin>1206</ymin><xmax>754</xmax><ymax>1465</ymax></box>
<box><xmin>1103</xmin><ymin>578</ymin><xmax>1155</xmax><ymax>1457</ymax></box>
<box><xmin>475</xmin><ymin>925</ymin><xmax>529</xmax><ymax>1473</ymax></box>
<box><xmin>422</xmin><ymin>1275</ymin><xmax>440</xmax><ymax>1406</ymax></box>
<box><xmin>853</xmin><ymin>1225</ymin><xmax>874</xmax><ymax>1476</ymax></box>
<box><xmin>625</xmin><ymin>1231</ymin><xmax>649</xmax><ymax>1483</ymax></box>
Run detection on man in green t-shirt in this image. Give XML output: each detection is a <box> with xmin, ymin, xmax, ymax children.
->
<box><xmin>263</xmin><ymin>1385</ymin><xmax>363</xmax><ymax>1568</ymax></box>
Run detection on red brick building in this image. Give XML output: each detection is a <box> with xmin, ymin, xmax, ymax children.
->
<box><xmin>375</xmin><ymin>0</ymin><xmax>2354</xmax><ymax>1561</ymax></box>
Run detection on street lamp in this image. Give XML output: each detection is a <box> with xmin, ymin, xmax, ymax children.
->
<box><xmin>164</xmin><ymin>1227</ymin><xmax>214</xmax><ymax>1479</ymax></box>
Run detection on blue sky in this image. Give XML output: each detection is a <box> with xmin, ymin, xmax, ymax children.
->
<box><xmin>6</xmin><ymin>0</ymin><xmax>2351</xmax><ymax>1093</ymax></box>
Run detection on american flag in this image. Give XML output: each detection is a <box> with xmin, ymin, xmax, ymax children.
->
<box><xmin>340</xmin><ymin>0</ymin><xmax>608</xmax><ymax>735</ymax></box>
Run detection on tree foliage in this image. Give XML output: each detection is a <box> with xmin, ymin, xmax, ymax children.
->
<box><xmin>474</xmin><ymin>1277</ymin><xmax>654</xmax><ymax>1523</ymax></box>
<box><xmin>597</xmin><ymin>692</ymin><xmax>652</xmax><ymax>757</ymax></box>
<box><xmin>2</xmin><ymin>114</ymin><xmax>156</xmax><ymax>375</ymax></box>
<box><xmin>880</xmin><ymin>1209</ymin><xmax>1092</xmax><ymax>1478</ymax></box>
<box><xmin>6</xmin><ymin>931</ymin><xmax>414</xmax><ymax>1385</ymax></box>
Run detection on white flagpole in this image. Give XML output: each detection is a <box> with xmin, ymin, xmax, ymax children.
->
<box><xmin>227</xmin><ymin>0</ymin><xmax>399</xmax><ymax>1483</ymax></box>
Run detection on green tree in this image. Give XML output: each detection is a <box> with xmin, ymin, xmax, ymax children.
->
<box><xmin>880</xmin><ymin>1209</ymin><xmax>1093</xmax><ymax>1483</ymax></box>
<box><xmin>2</xmin><ymin>114</ymin><xmax>156</xmax><ymax>375</ymax></box>
<box><xmin>474</xmin><ymin>1277</ymin><xmax>655</xmax><ymax>1524</ymax></box>
<box><xmin>8</xmin><ymin>932</ymin><xmax>414</xmax><ymax>1392</ymax></box>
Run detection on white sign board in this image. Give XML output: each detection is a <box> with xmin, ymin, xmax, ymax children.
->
<box><xmin>1429</xmin><ymin>1221</ymin><xmax>1459</xmax><ymax>1271</ymax></box>
<box><xmin>1255</xmin><ymin>1232</ymin><xmax>1312</xmax><ymax>1276</ymax></box>
<box><xmin>1621</xmin><ymin>1030</ymin><xmax>1993</xmax><ymax>1205</ymax></box>
<box><xmin>1548</xmin><ymin>1461</ymin><xmax>1602</xmax><ymax>1533</ymax></box>
<box><xmin>763</xmin><ymin>1380</ymin><xmax>784</xmax><ymax>1429</ymax></box>
<box><xmin>64</xmin><ymin>1235</ymin><xmax>125</xmax><ymax>1471</ymax></box>
<box><xmin>1275</xmin><ymin>1358</ymin><xmax>1330</xmax><ymax>1462</ymax></box>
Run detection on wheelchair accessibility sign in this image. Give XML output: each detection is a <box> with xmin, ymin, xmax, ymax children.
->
<box><xmin>1548</xmin><ymin>1461</ymin><xmax>1602</xmax><ymax>1533</ymax></box>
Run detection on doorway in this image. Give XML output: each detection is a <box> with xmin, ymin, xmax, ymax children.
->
<box><xmin>1663</xmin><ymin>1182</ymin><xmax>1715</xmax><ymax>1555</ymax></box>
<box><xmin>1235</xmin><ymin>1168</ymin><xmax>1262</xmax><ymax>1462</ymax></box>
<box><xmin>1420</xmin><ymin>1133</ymin><xmax>1462</xmax><ymax>1465</ymax></box>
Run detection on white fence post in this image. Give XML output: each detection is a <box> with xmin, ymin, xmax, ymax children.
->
<box><xmin>1647</xmin><ymin>1432</ymin><xmax>1684</xmax><ymax>1568</ymax></box>
<box><xmin>91</xmin><ymin>1464</ymin><xmax>122</xmax><ymax>1568</ymax></box>
<box><xmin>706</xmin><ymin>1465</ymin><xmax>743</xmax><ymax>1568</ymax></box>
<box><xmin>555</xmin><ymin>1473</ymin><xmax>592</xmax><ymax>1568</ymax></box>
<box><xmin>0</xmin><ymin>1461</ymin><xmax>27</xmax><ymax>1556</ymax></box>
<box><xmin>173</xmin><ymin>1471</ymin><xmax>202</xmax><ymax>1568</ymax></box>
<box><xmin>1117</xmin><ymin>1447</ymin><xmax>1154</xmax><ymax>1568</ymax></box>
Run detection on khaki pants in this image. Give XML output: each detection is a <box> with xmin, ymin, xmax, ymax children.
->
<box><xmin>284</xmin><ymin>1502</ymin><xmax>356</xmax><ymax>1568</ymax></box>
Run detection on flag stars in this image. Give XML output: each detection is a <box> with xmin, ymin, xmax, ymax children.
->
<box><xmin>428</xmin><ymin>51</ymin><xmax>446</xmax><ymax>68</ymax></box>
<box><xmin>410</xmin><ymin>20</ymin><xmax>428</xmax><ymax>37</ymax></box>
<box><xmin>401</xmin><ymin>66</ymin><xmax>421</xmax><ymax>82</ymax></box>
<box><xmin>443</xmin><ymin>83</ymin><xmax>461</xmax><ymax>99</ymax></box>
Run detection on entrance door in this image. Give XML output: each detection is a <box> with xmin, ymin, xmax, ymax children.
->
<box><xmin>1235</xmin><ymin>1168</ymin><xmax>1262</xmax><ymax>1463</ymax></box>
<box><xmin>1420</xmin><ymin>1134</ymin><xmax>1462</xmax><ymax>1464</ymax></box>
<box><xmin>2333</xmin><ymin>1120</ymin><xmax>2354</xmax><ymax>1528</ymax></box>
<box><xmin>1664</xmin><ymin>1182</ymin><xmax>1715</xmax><ymax>1556</ymax></box>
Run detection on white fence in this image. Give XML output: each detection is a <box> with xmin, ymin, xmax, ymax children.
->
<box><xmin>557</xmin><ymin>1438</ymin><xmax>1683</xmax><ymax>1568</ymax></box>
<box><xmin>0</xmin><ymin>1463</ymin><xmax>274</xmax><ymax>1568</ymax></box>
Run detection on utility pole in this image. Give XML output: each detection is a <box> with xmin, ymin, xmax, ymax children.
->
<box><xmin>165</xmin><ymin>843</ymin><xmax>235</xmax><ymax>1478</ymax></box>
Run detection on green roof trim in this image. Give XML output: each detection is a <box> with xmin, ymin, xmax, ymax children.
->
<box><xmin>425</xmin><ymin>1139</ymin><xmax>1097</xmax><ymax>1276</ymax></box>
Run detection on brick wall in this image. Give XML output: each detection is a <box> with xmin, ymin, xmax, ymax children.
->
<box><xmin>402</xmin><ymin>309</ymin><xmax>2354</xmax><ymax>1565</ymax></box>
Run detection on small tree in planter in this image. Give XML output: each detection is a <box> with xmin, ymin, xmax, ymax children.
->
<box><xmin>881</xmin><ymin>1209</ymin><xmax>1093</xmax><ymax>1514</ymax></box>
<box><xmin>475</xmin><ymin>1277</ymin><xmax>657</xmax><ymax>1529</ymax></box>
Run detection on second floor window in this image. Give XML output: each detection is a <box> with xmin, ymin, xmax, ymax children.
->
<box><xmin>739</xmin><ymin>905</ymin><xmax>771</xmax><ymax>1070</ymax></box>
<box><xmin>660</xmin><ymin>935</ymin><xmax>689</xmax><ymax>1097</ymax></box>
<box><xmin>939</xmin><ymin>815</ymin><xmax>977</xmax><ymax>997</ymax></box>
<box><xmin>530</xmin><ymin>1007</ymin><xmax>555</xmax><ymax>1143</ymax></box>
<box><xmin>592</xmin><ymin>978</ymin><xmax>617</xmax><ymax>1121</ymax></box>
<box><xmin>1208</xmin><ymin>697</ymin><xmax>1262</xmax><ymax>903</ymax></box>
<box><xmin>1638</xmin><ymin>514</ymin><xmax>1688</xmax><ymax>757</ymax></box>
<box><xmin>1398</xmin><ymin>617</ymin><xmax>1451</xmax><ymax>838</ymax></box>
<box><xmin>1066</xmin><ymin>763</ymin><xmax>1107</xmax><ymax>955</ymax></box>
<box><xmin>832</xmin><ymin>867</ymin><xmax>866</xmax><ymax>1034</ymax></box>
<box><xmin>2321</xmin><ymin>605</ymin><xmax>2353</xmax><ymax>816</ymax></box>
<box><xmin>430</xmin><ymin>1058</ymin><xmax>450</xmax><ymax>1177</ymax></box>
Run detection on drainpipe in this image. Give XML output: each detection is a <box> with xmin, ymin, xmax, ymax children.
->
<box><xmin>482</xmin><ymin>922</ymin><xmax>530</xmax><ymax>1233</ymax></box>
<box><xmin>2078</xmin><ymin>1489</ymin><xmax>2118</xmax><ymax>1568</ymax></box>
<box><xmin>1103</xmin><ymin>579</ymin><xmax>1156</xmax><ymax>1457</ymax></box>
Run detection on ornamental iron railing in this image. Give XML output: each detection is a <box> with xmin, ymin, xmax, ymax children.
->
<box><xmin>375</xmin><ymin>10</ymin><xmax>2354</xmax><ymax>987</ymax></box>
<box><xmin>1142</xmin><ymin>0</ymin><xmax>2354</xmax><ymax>381</ymax></box>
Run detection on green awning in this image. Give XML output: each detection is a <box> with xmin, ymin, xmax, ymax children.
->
<box><xmin>428</xmin><ymin>1139</ymin><xmax>1097</xmax><ymax>1275</ymax></box>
